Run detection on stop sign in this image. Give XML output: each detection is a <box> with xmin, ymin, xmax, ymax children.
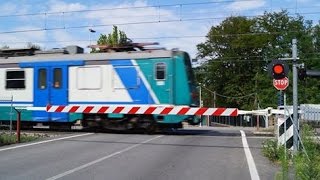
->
<box><xmin>273</xmin><ymin>77</ymin><xmax>289</xmax><ymax>90</ymax></box>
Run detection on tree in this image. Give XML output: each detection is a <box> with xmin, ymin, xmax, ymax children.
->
<box><xmin>196</xmin><ymin>11</ymin><xmax>320</xmax><ymax>109</ymax></box>
<box><xmin>197</xmin><ymin>16</ymin><xmax>265</xmax><ymax>109</ymax></box>
<box><xmin>92</xmin><ymin>26</ymin><xmax>132</xmax><ymax>52</ymax></box>
<box><xmin>26</xmin><ymin>42</ymin><xmax>41</xmax><ymax>50</ymax></box>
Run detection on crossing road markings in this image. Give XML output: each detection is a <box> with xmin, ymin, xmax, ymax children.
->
<box><xmin>240</xmin><ymin>130</ymin><xmax>260</xmax><ymax>180</ymax></box>
<box><xmin>46</xmin><ymin>135</ymin><xmax>164</xmax><ymax>180</ymax></box>
<box><xmin>0</xmin><ymin>133</ymin><xmax>94</xmax><ymax>152</ymax></box>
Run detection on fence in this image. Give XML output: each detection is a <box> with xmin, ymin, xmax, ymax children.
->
<box><xmin>210</xmin><ymin>114</ymin><xmax>268</xmax><ymax>127</ymax></box>
<box><xmin>300</xmin><ymin>104</ymin><xmax>320</xmax><ymax>121</ymax></box>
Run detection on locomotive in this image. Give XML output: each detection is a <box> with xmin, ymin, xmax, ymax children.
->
<box><xmin>0</xmin><ymin>45</ymin><xmax>200</xmax><ymax>131</ymax></box>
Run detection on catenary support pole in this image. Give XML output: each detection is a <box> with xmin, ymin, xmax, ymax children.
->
<box><xmin>292</xmin><ymin>38</ymin><xmax>299</xmax><ymax>152</ymax></box>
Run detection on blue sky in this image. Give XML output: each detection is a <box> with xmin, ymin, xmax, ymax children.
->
<box><xmin>0</xmin><ymin>0</ymin><xmax>319</xmax><ymax>58</ymax></box>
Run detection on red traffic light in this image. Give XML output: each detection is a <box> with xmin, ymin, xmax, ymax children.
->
<box><xmin>268</xmin><ymin>60</ymin><xmax>289</xmax><ymax>80</ymax></box>
<box><xmin>273</xmin><ymin>64</ymin><xmax>284</xmax><ymax>74</ymax></box>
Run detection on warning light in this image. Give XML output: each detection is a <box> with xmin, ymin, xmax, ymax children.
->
<box><xmin>273</xmin><ymin>64</ymin><xmax>284</xmax><ymax>74</ymax></box>
<box><xmin>298</xmin><ymin>68</ymin><xmax>306</xmax><ymax>80</ymax></box>
<box><xmin>268</xmin><ymin>60</ymin><xmax>289</xmax><ymax>80</ymax></box>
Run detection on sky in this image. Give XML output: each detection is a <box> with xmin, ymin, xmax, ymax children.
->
<box><xmin>0</xmin><ymin>0</ymin><xmax>319</xmax><ymax>59</ymax></box>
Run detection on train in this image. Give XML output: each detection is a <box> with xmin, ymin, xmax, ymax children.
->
<box><xmin>0</xmin><ymin>45</ymin><xmax>200</xmax><ymax>131</ymax></box>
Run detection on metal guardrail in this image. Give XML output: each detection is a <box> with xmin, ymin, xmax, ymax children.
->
<box><xmin>211</xmin><ymin>104</ymin><xmax>320</xmax><ymax>127</ymax></box>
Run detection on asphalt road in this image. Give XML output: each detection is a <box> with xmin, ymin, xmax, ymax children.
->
<box><xmin>0</xmin><ymin>128</ymin><xmax>278</xmax><ymax>180</ymax></box>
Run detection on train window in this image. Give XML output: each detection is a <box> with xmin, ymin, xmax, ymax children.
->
<box><xmin>155</xmin><ymin>63</ymin><xmax>166</xmax><ymax>80</ymax></box>
<box><xmin>38</xmin><ymin>69</ymin><xmax>47</xmax><ymax>89</ymax></box>
<box><xmin>53</xmin><ymin>68</ymin><xmax>62</xmax><ymax>88</ymax></box>
<box><xmin>5</xmin><ymin>70</ymin><xmax>25</xmax><ymax>89</ymax></box>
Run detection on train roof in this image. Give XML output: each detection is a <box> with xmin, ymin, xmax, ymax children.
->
<box><xmin>0</xmin><ymin>47</ymin><xmax>186</xmax><ymax>65</ymax></box>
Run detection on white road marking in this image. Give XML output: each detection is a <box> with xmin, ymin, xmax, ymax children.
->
<box><xmin>0</xmin><ymin>133</ymin><xmax>94</xmax><ymax>152</ymax></box>
<box><xmin>46</xmin><ymin>135</ymin><xmax>164</xmax><ymax>180</ymax></box>
<box><xmin>240</xmin><ymin>130</ymin><xmax>260</xmax><ymax>180</ymax></box>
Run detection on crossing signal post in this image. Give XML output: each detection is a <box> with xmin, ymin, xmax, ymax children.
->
<box><xmin>267</xmin><ymin>39</ymin><xmax>299</xmax><ymax>153</ymax></box>
<box><xmin>268</xmin><ymin>60</ymin><xmax>290</xmax><ymax>91</ymax></box>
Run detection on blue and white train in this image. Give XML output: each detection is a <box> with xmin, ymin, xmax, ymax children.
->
<box><xmin>0</xmin><ymin>46</ymin><xmax>200</xmax><ymax>131</ymax></box>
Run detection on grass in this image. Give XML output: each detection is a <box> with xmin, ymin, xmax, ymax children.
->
<box><xmin>0</xmin><ymin>132</ymin><xmax>40</xmax><ymax>146</ymax></box>
<box><xmin>262</xmin><ymin>124</ymin><xmax>320</xmax><ymax>180</ymax></box>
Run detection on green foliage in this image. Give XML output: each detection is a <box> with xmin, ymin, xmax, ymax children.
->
<box><xmin>262</xmin><ymin>125</ymin><xmax>320</xmax><ymax>180</ymax></box>
<box><xmin>196</xmin><ymin>10</ymin><xmax>320</xmax><ymax>109</ymax></box>
<box><xmin>93</xmin><ymin>25</ymin><xmax>132</xmax><ymax>53</ymax></box>
<box><xmin>262</xmin><ymin>139</ymin><xmax>288</xmax><ymax>162</ymax></box>
<box><xmin>294</xmin><ymin>124</ymin><xmax>320</xmax><ymax>180</ymax></box>
<box><xmin>262</xmin><ymin>139</ymin><xmax>292</xmax><ymax>180</ymax></box>
<box><xmin>0</xmin><ymin>133</ymin><xmax>39</xmax><ymax>145</ymax></box>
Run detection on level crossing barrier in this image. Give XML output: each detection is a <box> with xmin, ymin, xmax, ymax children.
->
<box><xmin>44</xmin><ymin>105</ymin><xmax>239</xmax><ymax>116</ymax></box>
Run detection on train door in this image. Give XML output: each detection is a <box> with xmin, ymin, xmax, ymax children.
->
<box><xmin>152</xmin><ymin>62</ymin><xmax>172</xmax><ymax>104</ymax></box>
<box><xmin>33</xmin><ymin>66</ymin><xmax>68</xmax><ymax>122</ymax></box>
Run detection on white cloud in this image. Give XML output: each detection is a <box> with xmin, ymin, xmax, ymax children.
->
<box><xmin>49</xmin><ymin>30</ymin><xmax>88</xmax><ymax>49</ymax></box>
<box><xmin>297</xmin><ymin>0</ymin><xmax>312</xmax><ymax>2</ymax></box>
<box><xmin>0</xmin><ymin>0</ymin><xmax>213</xmax><ymax>58</ymax></box>
<box><xmin>83</xmin><ymin>1</ymin><xmax>208</xmax><ymax>57</ymax></box>
<box><xmin>227</xmin><ymin>0</ymin><xmax>266</xmax><ymax>11</ymax></box>
<box><xmin>0</xmin><ymin>2</ymin><xmax>30</xmax><ymax>16</ymax></box>
<box><xmin>47</xmin><ymin>0</ymin><xmax>87</xmax><ymax>12</ymax></box>
<box><xmin>0</xmin><ymin>3</ymin><xmax>18</xmax><ymax>15</ymax></box>
<box><xmin>0</xmin><ymin>32</ymin><xmax>45</xmax><ymax>48</ymax></box>
<box><xmin>0</xmin><ymin>26</ymin><xmax>45</xmax><ymax>48</ymax></box>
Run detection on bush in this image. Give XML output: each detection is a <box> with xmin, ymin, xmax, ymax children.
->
<box><xmin>262</xmin><ymin>124</ymin><xmax>320</xmax><ymax>180</ymax></box>
<box><xmin>262</xmin><ymin>138</ymin><xmax>292</xmax><ymax>179</ymax></box>
<box><xmin>262</xmin><ymin>138</ymin><xmax>285</xmax><ymax>162</ymax></box>
<box><xmin>294</xmin><ymin>124</ymin><xmax>320</xmax><ymax>180</ymax></box>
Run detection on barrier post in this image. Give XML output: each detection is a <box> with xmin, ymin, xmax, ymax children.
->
<box><xmin>14</xmin><ymin>108</ymin><xmax>21</xmax><ymax>143</ymax></box>
<box><xmin>256</xmin><ymin>115</ymin><xmax>260</xmax><ymax>131</ymax></box>
<box><xmin>10</xmin><ymin>95</ymin><xmax>13</xmax><ymax>134</ymax></box>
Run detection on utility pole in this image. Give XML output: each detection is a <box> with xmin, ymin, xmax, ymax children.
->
<box><xmin>213</xmin><ymin>91</ymin><xmax>216</xmax><ymax>108</ymax></box>
<box><xmin>292</xmin><ymin>39</ymin><xmax>299</xmax><ymax>152</ymax></box>
<box><xmin>269</xmin><ymin>39</ymin><xmax>300</xmax><ymax>152</ymax></box>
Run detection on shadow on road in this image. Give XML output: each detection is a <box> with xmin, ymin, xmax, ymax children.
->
<box><xmin>61</xmin><ymin>128</ymin><xmax>263</xmax><ymax>150</ymax></box>
<box><xmin>161</xmin><ymin>129</ymin><xmax>241</xmax><ymax>136</ymax></box>
<box><xmin>95</xmin><ymin>128</ymin><xmax>245</xmax><ymax>137</ymax></box>
<box><xmin>62</xmin><ymin>138</ymin><xmax>251</xmax><ymax>149</ymax></box>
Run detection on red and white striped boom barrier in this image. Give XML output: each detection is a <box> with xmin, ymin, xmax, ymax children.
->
<box><xmin>46</xmin><ymin>105</ymin><xmax>238</xmax><ymax>116</ymax></box>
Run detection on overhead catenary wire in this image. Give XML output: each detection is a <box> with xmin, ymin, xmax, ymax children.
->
<box><xmin>0</xmin><ymin>0</ymin><xmax>319</xmax><ymax>35</ymax></box>
<box><xmin>0</xmin><ymin>0</ymin><xmax>264</xmax><ymax>18</ymax></box>
<box><xmin>200</xmin><ymin>84</ymin><xmax>256</xmax><ymax>99</ymax></box>
<box><xmin>1</xmin><ymin>16</ymin><xmax>319</xmax><ymax>36</ymax></box>
<box><xmin>0</xmin><ymin>0</ymin><xmax>319</xmax><ymax>18</ymax></box>
<box><xmin>215</xmin><ymin>92</ymin><xmax>256</xmax><ymax>99</ymax></box>
<box><xmin>0</xmin><ymin>13</ymin><xmax>317</xmax><ymax>35</ymax></box>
